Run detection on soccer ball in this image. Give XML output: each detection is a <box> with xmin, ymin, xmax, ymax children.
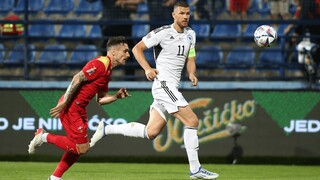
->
<box><xmin>254</xmin><ymin>25</ymin><xmax>277</xmax><ymax>47</ymax></box>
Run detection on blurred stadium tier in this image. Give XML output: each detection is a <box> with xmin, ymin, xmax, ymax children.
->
<box><xmin>0</xmin><ymin>0</ymin><xmax>318</xmax><ymax>82</ymax></box>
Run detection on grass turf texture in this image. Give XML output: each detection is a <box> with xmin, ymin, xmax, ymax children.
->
<box><xmin>0</xmin><ymin>162</ymin><xmax>319</xmax><ymax>180</ymax></box>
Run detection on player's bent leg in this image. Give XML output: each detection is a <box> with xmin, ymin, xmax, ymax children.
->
<box><xmin>190</xmin><ymin>166</ymin><xmax>219</xmax><ymax>180</ymax></box>
<box><xmin>145</xmin><ymin>108</ymin><xmax>167</xmax><ymax>140</ymax></box>
<box><xmin>89</xmin><ymin>121</ymin><xmax>106</xmax><ymax>147</ymax></box>
<box><xmin>28</xmin><ymin>128</ymin><xmax>46</xmax><ymax>154</ymax></box>
<box><xmin>77</xmin><ymin>143</ymin><xmax>90</xmax><ymax>154</ymax></box>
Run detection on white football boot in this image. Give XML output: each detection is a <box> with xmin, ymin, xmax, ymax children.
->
<box><xmin>89</xmin><ymin>121</ymin><xmax>106</xmax><ymax>147</ymax></box>
<box><xmin>190</xmin><ymin>166</ymin><xmax>219</xmax><ymax>179</ymax></box>
<box><xmin>28</xmin><ymin>128</ymin><xmax>46</xmax><ymax>154</ymax></box>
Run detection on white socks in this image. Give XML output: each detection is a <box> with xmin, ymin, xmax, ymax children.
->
<box><xmin>184</xmin><ymin>127</ymin><xmax>201</xmax><ymax>173</ymax></box>
<box><xmin>41</xmin><ymin>133</ymin><xmax>48</xmax><ymax>143</ymax></box>
<box><xmin>49</xmin><ymin>175</ymin><xmax>62</xmax><ymax>180</ymax></box>
<box><xmin>105</xmin><ymin>122</ymin><xmax>148</xmax><ymax>138</ymax></box>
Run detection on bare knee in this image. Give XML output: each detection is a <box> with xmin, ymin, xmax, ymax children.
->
<box><xmin>77</xmin><ymin>143</ymin><xmax>90</xmax><ymax>155</ymax></box>
<box><xmin>146</xmin><ymin>129</ymin><xmax>161</xmax><ymax>140</ymax></box>
<box><xmin>185</xmin><ymin>117</ymin><xmax>199</xmax><ymax>128</ymax></box>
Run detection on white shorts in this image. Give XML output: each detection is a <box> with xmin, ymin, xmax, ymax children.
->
<box><xmin>151</xmin><ymin>80</ymin><xmax>188</xmax><ymax>121</ymax></box>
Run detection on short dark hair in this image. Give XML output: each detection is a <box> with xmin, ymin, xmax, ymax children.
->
<box><xmin>106</xmin><ymin>36</ymin><xmax>128</xmax><ymax>50</ymax></box>
<box><xmin>174</xmin><ymin>1</ymin><xmax>189</xmax><ymax>9</ymax></box>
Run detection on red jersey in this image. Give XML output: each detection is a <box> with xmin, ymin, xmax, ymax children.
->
<box><xmin>65</xmin><ymin>56</ymin><xmax>112</xmax><ymax>110</ymax></box>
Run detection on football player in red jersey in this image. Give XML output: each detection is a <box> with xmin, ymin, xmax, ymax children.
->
<box><xmin>27</xmin><ymin>36</ymin><xmax>131</xmax><ymax>180</ymax></box>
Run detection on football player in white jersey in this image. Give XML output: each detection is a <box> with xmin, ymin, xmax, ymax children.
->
<box><xmin>90</xmin><ymin>1</ymin><xmax>219</xmax><ymax>179</ymax></box>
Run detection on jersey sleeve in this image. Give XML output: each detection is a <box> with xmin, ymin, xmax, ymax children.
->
<box><xmin>82</xmin><ymin>60</ymin><xmax>106</xmax><ymax>81</ymax></box>
<box><xmin>190</xmin><ymin>30</ymin><xmax>196</xmax><ymax>49</ymax></box>
<box><xmin>142</xmin><ymin>28</ymin><xmax>166</xmax><ymax>48</ymax></box>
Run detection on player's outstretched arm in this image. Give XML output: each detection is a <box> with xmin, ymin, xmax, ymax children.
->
<box><xmin>186</xmin><ymin>56</ymin><xmax>198</xmax><ymax>86</ymax></box>
<box><xmin>50</xmin><ymin>71</ymin><xmax>87</xmax><ymax>118</ymax></box>
<box><xmin>132</xmin><ymin>40</ymin><xmax>158</xmax><ymax>81</ymax></box>
<box><xmin>97</xmin><ymin>88</ymin><xmax>131</xmax><ymax>105</ymax></box>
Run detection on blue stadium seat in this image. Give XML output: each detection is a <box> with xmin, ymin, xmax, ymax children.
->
<box><xmin>37</xmin><ymin>44</ymin><xmax>67</xmax><ymax>65</ymax></box>
<box><xmin>276</xmin><ymin>24</ymin><xmax>290</xmax><ymax>38</ymax></box>
<box><xmin>243</xmin><ymin>24</ymin><xmax>259</xmax><ymax>40</ymax></box>
<box><xmin>137</xmin><ymin>2</ymin><xmax>148</xmax><ymax>16</ymax></box>
<box><xmin>144</xmin><ymin>49</ymin><xmax>155</xmax><ymax>66</ymax></box>
<box><xmin>0</xmin><ymin>0</ymin><xmax>14</xmax><ymax>15</ymax></box>
<box><xmin>247</xmin><ymin>0</ymin><xmax>260</xmax><ymax>15</ymax></box>
<box><xmin>44</xmin><ymin>0</ymin><xmax>74</xmax><ymax>15</ymax></box>
<box><xmin>211</xmin><ymin>24</ymin><xmax>241</xmax><ymax>39</ymax></box>
<box><xmin>14</xmin><ymin>0</ymin><xmax>45</xmax><ymax>15</ymax></box>
<box><xmin>259</xmin><ymin>1</ymin><xmax>270</xmax><ymax>17</ymax></box>
<box><xmin>226</xmin><ymin>46</ymin><xmax>255</xmax><ymax>69</ymax></box>
<box><xmin>7</xmin><ymin>44</ymin><xmax>35</xmax><ymax>65</ymax></box>
<box><xmin>88</xmin><ymin>25</ymin><xmax>102</xmax><ymax>38</ymax></box>
<box><xmin>191</xmin><ymin>24</ymin><xmax>210</xmax><ymax>38</ymax></box>
<box><xmin>74</xmin><ymin>0</ymin><xmax>102</xmax><ymax>16</ymax></box>
<box><xmin>58</xmin><ymin>24</ymin><xmax>86</xmax><ymax>38</ymax></box>
<box><xmin>68</xmin><ymin>45</ymin><xmax>98</xmax><ymax>66</ymax></box>
<box><xmin>196</xmin><ymin>45</ymin><xmax>223</xmax><ymax>67</ymax></box>
<box><xmin>132</xmin><ymin>24</ymin><xmax>149</xmax><ymax>38</ymax></box>
<box><xmin>29</xmin><ymin>24</ymin><xmax>55</xmax><ymax>37</ymax></box>
<box><xmin>0</xmin><ymin>44</ymin><xmax>5</xmax><ymax>63</ymax></box>
<box><xmin>257</xmin><ymin>47</ymin><xmax>284</xmax><ymax>70</ymax></box>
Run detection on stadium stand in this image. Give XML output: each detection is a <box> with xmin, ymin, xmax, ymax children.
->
<box><xmin>0</xmin><ymin>0</ymin><xmax>14</xmax><ymax>16</ymax></box>
<box><xmin>0</xmin><ymin>44</ymin><xmax>5</xmax><ymax>62</ymax></box>
<box><xmin>68</xmin><ymin>44</ymin><xmax>98</xmax><ymax>66</ymax></box>
<box><xmin>196</xmin><ymin>45</ymin><xmax>223</xmax><ymax>67</ymax></box>
<box><xmin>74</xmin><ymin>0</ymin><xmax>102</xmax><ymax>16</ymax></box>
<box><xmin>14</xmin><ymin>0</ymin><xmax>45</xmax><ymax>15</ymax></box>
<box><xmin>191</xmin><ymin>24</ymin><xmax>210</xmax><ymax>38</ymax></box>
<box><xmin>257</xmin><ymin>47</ymin><xmax>284</xmax><ymax>70</ymax></box>
<box><xmin>143</xmin><ymin>48</ymin><xmax>155</xmax><ymax>66</ymax></box>
<box><xmin>58</xmin><ymin>24</ymin><xmax>87</xmax><ymax>38</ymax></box>
<box><xmin>7</xmin><ymin>44</ymin><xmax>35</xmax><ymax>65</ymax></box>
<box><xmin>210</xmin><ymin>24</ymin><xmax>241</xmax><ymax>40</ymax></box>
<box><xmin>36</xmin><ymin>44</ymin><xmax>67</xmax><ymax>65</ymax></box>
<box><xmin>136</xmin><ymin>2</ymin><xmax>148</xmax><ymax>17</ymax></box>
<box><xmin>242</xmin><ymin>24</ymin><xmax>259</xmax><ymax>41</ymax></box>
<box><xmin>44</xmin><ymin>0</ymin><xmax>74</xmax><ymax>15</ymax></box>
<box><xmin>132</xmin><ymin>24</ymin><xmax>150</xmax><ymax>39</ymax></box>
<box><xmin>88</xmin><ymin>25</ymin><xmax>102</xmax><ymax>38</ymax></box>
<box><xmin>225</xmin><ymin>46</ymin><xmax>255</xmax><ymax>70</ymax></box>
<box><xmin>0</xmin><ymin>0</ymin><xmax>315</xmax><ymax>82</ymax></box>
<box><xmin>29</xmin><ymin>23</ymin><xmax>55</xmax><ymax>37</ymax></box>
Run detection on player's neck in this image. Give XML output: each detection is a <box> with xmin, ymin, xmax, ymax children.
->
<box><xmin>106</xmin><ymin>55</ymin><xmax>115</xmax><ymax>69</ymax></box>
<box><xmin>173</xmin><ymin>23</ymin><xmax>184</xmax><ymax>33</ymax></box>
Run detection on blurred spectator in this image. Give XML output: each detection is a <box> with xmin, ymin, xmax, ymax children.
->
<box><xmin>269</xmin><ymin>0</ymin><xmax>291</xmax><ymax>21</ymax></box>
<box><xmin>284</xmin><ymin>0</ymin><xmax>301</xmax><ymax>35</ymax></box>
<box><xmin>190</xmin><ymin>0</ymin><xmax>227</xmax><ymax>20</ymax></box>
<box><xmin>229</xmin><ymin>0</ymin><xmax>249</xmax><ymax>31</ymax></box>
<box><xmin>87</xmin><ymin>0</ymin><xmax>142</xmax><ymax>78</ymax></box>
<box><xmin>147</xmin><ymin>0</ymin><xmax>186</xmax><ymax>30</ymax></box>
<box><xmin>292</xmin><ymin>0</ymin><xmax>320</xmax><ymax>82</ymax></box>
<box><xmin>292</xmin><ymin>0</ymin><xmax>320</xmax><ymax>44</ymax></box>
<box><xmin>86</xmin><ymin>0</ymin><xmax>141</xmax><ymax>54</ymax></box>
<box><xmin>1</xmin><ymin>12</ymin><xmax>24</xmax><ymax>36</ymax></box>
<box><xmin>190</xmin><ymin>0</ymin><xmax>214</xmax><ymax>20</ymax></box>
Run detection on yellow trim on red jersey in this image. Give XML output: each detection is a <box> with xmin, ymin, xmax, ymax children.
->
<box><xmin>97</xmin><ymin>56</ymin><xmax>110</xmax><ymax>71</ymax></box>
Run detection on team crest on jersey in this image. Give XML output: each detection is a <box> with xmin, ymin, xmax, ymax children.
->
<box><xmin>187</xmin><ymin>34</ymin><xmax>193</xmax><ymax>43</ymax></box>
<box><xmin>86</xmin><ymin>66</ymin><xmax>96</xmax><ymax>75</ymax></box>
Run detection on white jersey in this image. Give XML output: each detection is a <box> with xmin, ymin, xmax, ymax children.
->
<box><xmin>142</xmin><ymin>24</ymin><xmax>196</xmax><ymax>86</ymax></box>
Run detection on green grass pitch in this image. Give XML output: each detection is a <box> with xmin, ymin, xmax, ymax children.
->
<box><xmin>0</xmin><ymin>162</ymin><xmax>319</xmax><ymax>180</ymax></box>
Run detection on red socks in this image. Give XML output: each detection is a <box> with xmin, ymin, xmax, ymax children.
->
<box><xmin>47</xmin><ymin>134</ymin><xmax>80</xmax><ymax>154</ymax></box>
<box><xmin>52</xmin><ymin>152</ymin><xmax>80</xmax><ymax>177</ymax></box>
<box><xmin>47</xmin><ymin>133</ymin><xmax>81</xmax><ymax>178</ymax></box>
